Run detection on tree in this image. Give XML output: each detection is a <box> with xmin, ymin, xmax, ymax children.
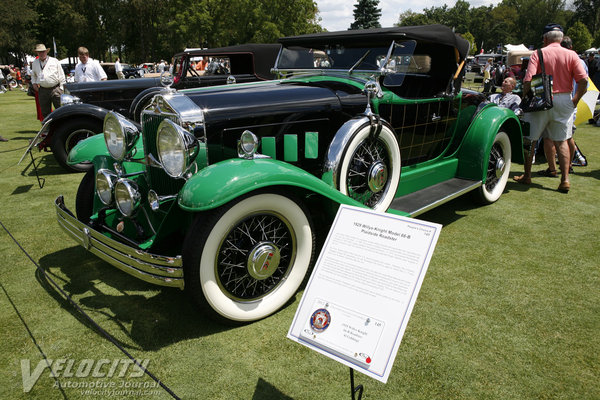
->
<box><xmin>572</xmin><ymin>0</ymin><xmax>600</xmax><ymax>39</ymax></box>
<box><xmin>0</xmin><ymin>0</ymin><xmax>38</xmax><ymax>66</ymax></box>
<box><xmin>350</xmin><ymin>0</ymin><xmax>381</xmax><ymax>30</ymax></box>
<box><xmin>461</xmin><ymin>32</ymin><xmax>477</xmax><ymax>55</ymax></box>
<box><xmin>567</xmin><ymin>21</ymin><xmax>593</xmax><ymax>53</ymax></box>
<box><xmin>396</xmin><ymin>10</ymin><xmax>430</xmax><ymax>27</ymax></box>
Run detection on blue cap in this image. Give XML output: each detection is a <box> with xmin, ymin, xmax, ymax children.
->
<box><xmin>543</xmin><ymin>23</ymin><xmax>563</xmax><ymax>34</ymax></box>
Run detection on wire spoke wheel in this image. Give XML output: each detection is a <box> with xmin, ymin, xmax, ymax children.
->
<box><xmin>217</xmin><ymin>213</ymin><xmax>294</xmax><ymax>301</ymax></box>
<box><xmin>183</xmin><ymin>192</ymin><xmax>314</xmax><ymax>323</ymax></box>
<box><xmin>474</xmin><ymin>131</ymin><xmax>511</xmax><ymax>204</ymax></box>
<box><xmin>338</xmin><ymin>121</ymin><xmax>400</xmax><ymax>212</ymax></box>
<box><xmin>346</xmin><ymin>138</ymin><xmax>389</xmax><ymax>208</ymax></box>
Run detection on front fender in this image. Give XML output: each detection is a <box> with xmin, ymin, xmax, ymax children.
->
<box><xmin>43</xmin><ymin>103</ymin><xmax>110</xmax><ymax>126</ymax></box>
<box><xmin>456</xmin><ymin>105</ymin><xmax>523</xmax><ymax>181</ymax></box>
<box><xmin>178</xmin><ymin>158</ymin><xmax>366</xmax><ymax>212</ymax></box>
<box><xmin>68</xmin><ymin>132</ymin><xmax>145</xmax><ymax>165</ymax></box>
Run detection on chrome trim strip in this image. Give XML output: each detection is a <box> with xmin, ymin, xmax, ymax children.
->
<box><xmin>55</xmin><ymin>196</ymin><xmax>184</xmax><ymax>289</ymax></box>
<box><xmin>409</xmin><ymin>180</ymin><xmax>482</xmax><ymax>217</ymax></box>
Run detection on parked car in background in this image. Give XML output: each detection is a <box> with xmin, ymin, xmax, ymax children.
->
<box><xmin>122</xmin><ymin>65</ymin><xmax>144</xmax><ymax>79</ymax></box>
<box><xmin>56</xmin><ymin>25</ymin><xmax>523</xmax><ymax>323</ymax></box>
<box><xmin>26</xmin><ymin>44</ymin><xmax>281</xmax><ymax>171</ymax></box>
<box><xmin>471</xmin><ymin>53</ymin><xmax>503</xmax><ymax>75</ymax></box>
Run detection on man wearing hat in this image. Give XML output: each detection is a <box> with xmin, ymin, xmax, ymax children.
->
<box><xmin>513</xmin><ymin>23</ymin><xmax>587</xmax><ymax>193</ymax></box>
<box><xmin>31</xmin><ymin>43</ymin><xmax>66</xmax><ymax>119</ymax></box>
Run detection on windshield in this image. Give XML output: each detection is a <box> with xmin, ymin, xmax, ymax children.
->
<box><xmin>276</xmin><ymin>40</ymin><xmax>417</xmax><ymax>72</ymax></box>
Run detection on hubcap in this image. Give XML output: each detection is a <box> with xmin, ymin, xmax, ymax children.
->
<box><xmin>486</xmin><ymin>142</ymin><xmax>505</xmax><ymax>190</ymax></box>
<box><xmin>495</xmin><ymin>157</ymin><xmax>506</xmax><ymax>179</ymax></box>
<box><xmin>248</xmin><ymin>242</ymin><xmax>281</xmax><ymax>280</ymax></box>
<box><xmin>367</xmin><ymin>161</ymin><xmax>388</xmax><ymax>193</ymax></box>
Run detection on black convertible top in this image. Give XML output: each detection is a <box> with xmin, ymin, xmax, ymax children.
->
<box><xmin>279</xmin><ymin>25</ymin><xmax>470</xmax><ymax>61</ymax></box>
<box><xmin>174</xmin><ymin>44</ymin><xmax>281</xmax><ymax>80</ymax></box>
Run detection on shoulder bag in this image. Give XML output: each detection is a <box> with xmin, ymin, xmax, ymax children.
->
<box><xmin>520</xmin><ymin>49</ymin><xmax>553</xmax><ymax>112</ymax></box>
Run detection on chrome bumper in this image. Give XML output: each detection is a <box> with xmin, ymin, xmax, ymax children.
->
<box><xmin>55</xmin><ymin>196</ymin><xmax>184</xmax><ymax>289</ymax></box>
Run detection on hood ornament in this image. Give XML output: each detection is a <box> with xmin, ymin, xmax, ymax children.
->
<box><xmin>160</xmin><ymin>71</ymin><xmax>175</xmax><ymax>92</ymax></box>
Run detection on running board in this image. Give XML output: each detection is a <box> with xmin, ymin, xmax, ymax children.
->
<box><xmin>389</xmin><ymin>178</ymin><xmax>482</xmax><ymax>217</ymax></box>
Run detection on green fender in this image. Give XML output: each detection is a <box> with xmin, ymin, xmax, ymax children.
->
<box><xmin>68</xmin><ymin>133</ymin><xmax>145</xmax><ymax>165</ymax></box>
<box><xmin>178</xmin><ymin>158</ymin><xmax>367</xmax><ymax>212</ymax></box>
<box><xmin>456</xmin><ymin>105</ymin><xmax>523</xmax><ymax>181</ymax></box>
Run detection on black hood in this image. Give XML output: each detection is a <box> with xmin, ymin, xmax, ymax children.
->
<box><xmin>182</xmin><ymin>80</ymin><xmax>351</xmax><ymax>123</ymax></box>
<box><xmin>65</xmin><ymin>77</ymin><xmax>161</xmax><ymax>94</ymax></box>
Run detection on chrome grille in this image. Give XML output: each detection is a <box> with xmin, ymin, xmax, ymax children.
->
<box><xmin>142</xmin><ymin>112</ymin><xmax>184</xmax><ymax>195</ymax></box>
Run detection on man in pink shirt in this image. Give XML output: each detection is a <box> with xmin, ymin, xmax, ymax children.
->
<box><xmin>513</xmin><ymin>23</ymin><xmax>587</xmax><ymax>193</ymax></box>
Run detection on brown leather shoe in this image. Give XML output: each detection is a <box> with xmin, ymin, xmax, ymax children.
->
<box><xmin>558</xmin><ymin>181</ymin><xmax>570</xmax><ymax>193</ymax></box>
<box><xmin>513</xmin><ymin>175</ymin><xmax>532</xmax><ymax>185</ymax></box>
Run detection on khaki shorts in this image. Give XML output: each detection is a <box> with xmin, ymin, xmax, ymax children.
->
<box><xmin>523</xmin><ymin>93</ymin><xmax>574</xmax><ymax>141</ymax></box>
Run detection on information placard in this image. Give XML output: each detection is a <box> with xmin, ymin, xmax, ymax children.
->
<box><xmin>288</xmin><ymin>205</ymin><xmax>441</xmax><ymax>383</ymax></box>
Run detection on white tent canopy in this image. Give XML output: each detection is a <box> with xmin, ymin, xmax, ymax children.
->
<box><xmin>585</xmin><ymin>47</ymin><xmax>597</xmax><ymax>53</ymax></box>
<box><xmin>504</xmin><ymin>44</ymin><xmax>529</xmax><ymax>52</ymax></box>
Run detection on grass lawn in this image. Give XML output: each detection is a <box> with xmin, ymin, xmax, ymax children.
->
<box><xmin>0</xmin><ymin>89</ymin><xmax>599</xmax><ymax>399</ymax></box>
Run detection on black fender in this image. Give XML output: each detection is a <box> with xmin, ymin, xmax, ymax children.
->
<box><xmin>38</xmin><ymin>104</ymin><xmax>109</xmax><ymax>149</ymax></box>
<box><xmin>43</xmin><ymin>103</ymin><xmax>109</xmax><ymax>134</ymax></box>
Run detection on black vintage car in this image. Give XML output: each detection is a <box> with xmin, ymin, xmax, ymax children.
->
<box><xmin>29</xmin><ymin>44</ymin><xmax>280</xmax><ymax>171</ymax></box>
<box><xmin>122</xmin><ymin>65</ymin><xmax>144</xmax><ymax>79</ymax></box>
<box><xmin>56</xmin><ymin>25</ymin><xmax>522</xmax><ymax>323</ymax></box>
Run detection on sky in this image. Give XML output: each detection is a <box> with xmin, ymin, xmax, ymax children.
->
<box><xmin>314</xmin><ymin>0</ymin><xmax>501</xmax><ymax>32</ymax></box>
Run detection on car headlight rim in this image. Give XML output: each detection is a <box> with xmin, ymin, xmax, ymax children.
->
<box><xmin>114</xmin><ymin>179</ymin><xmax>141</xmax><ymax>217</ymax></box>
<box><xmin>238</xmin><ymin>130</ymin><xmax>259</xmax><ymax>159</ymax></box>
<box><xmin>156</xmin><ymin>119</ymin><xmax>199</xmax><ymax>178</ymax></box>
<box><xmin>103</xmin><ymin>112</ymin><xmax>139</xmax><ymax>161</ymax></box>
<box><xmin>95</xmin><ymin>169</ymin><xmax>118</xmax><ymax>206</ymax></box>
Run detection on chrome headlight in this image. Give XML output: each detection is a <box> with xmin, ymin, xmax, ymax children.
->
<box><xmin>60</xmin><ymin>94</ymin><xmax>80</xmax><ymax>106</ymax></box>
<box><xmin>95</xmin><ymin>169</ymin><xmax>118</xmax><ymax>205</ymax></box>
<box><xmin>237</xmin><ymin>130</ymin><xmax>259</xmax><ymax>159</ymax></box>
<box><xmin>156</xmin><ymin>119</ymin><xmax>199</xmax><ymax>178</ymax></box>
<box><xmin>103</xmin><ymin>112</ymin><xmax>140</xmax><ymax>161</ymax></box>
<box><xmin>114</xmin><ymin>179</ymin><xmax>141</xmax><ymax>217</ymax></box>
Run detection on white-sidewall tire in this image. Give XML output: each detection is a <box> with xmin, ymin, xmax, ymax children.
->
<box><xmin>478</xmin><ymin>131</ymin><xmax>511</xmax><ymax>204</ymax></box>
<box><xmin>339</xmin><ymin>124</ymin><xmax>401</xmax><ymax>212</ymax></box>
<box><xmin>196</xmin><ymin>193</ymin><xmax>313</xmax><ymax>322</ymax></box>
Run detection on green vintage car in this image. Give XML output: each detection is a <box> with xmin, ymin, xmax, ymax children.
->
<box><xmin>55</xmin><ymin>25</ymin><xmax>523</xmax><ymax>323</ymax></box>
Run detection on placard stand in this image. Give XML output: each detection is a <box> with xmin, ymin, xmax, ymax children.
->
<box><xmin>349</xmin><ymin>368</ymin><xmax>364</xmax><ymax>400</ymax></box>
<box><xmin>25</xmin><ymin>149</ymin><xmax>45</xmax><ymax>188</ymax></box>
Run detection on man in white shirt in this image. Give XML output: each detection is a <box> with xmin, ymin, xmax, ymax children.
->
<box><xmin>74</xmin><ymin>47</ymin><xmax>107</xmax><ymax>83</ymax></box>
<box><xmin>115</xmin><ymin>57</ymin><xmax>124</xmax><ymax>79</ymax></box>
<box><xmin>31</xmin><ymin>43</ymin><xmax>66</xmax><ymax>119</ymax></box>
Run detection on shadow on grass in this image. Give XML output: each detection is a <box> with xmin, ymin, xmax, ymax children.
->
<box><xmin>252</xmin><ymin>378</ymin><xmax>293</xmax><ymax>400</ymax></box>
<box><xmin>574</xmin><ymin>167</ymin><xmax>600</xmax><ymax>181</ymax></box>
<box><xmin>37</xmin><ymin>246</ymin><xmax>231</xmax><ymax>351</ymax></box>
<box><xmin>20</xmin><ymin>153</ymin><xmax>74</xmax><ymax>177</ymax></box>
<box><xmin>11</xmin><ymin>184</ymin><xmax>34</xmax><ymax>194</ymax></box>
<box><xmin>418</xmin><ymin>195</ymin><xmax>472</xmax><ymax>226</ymax></box>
